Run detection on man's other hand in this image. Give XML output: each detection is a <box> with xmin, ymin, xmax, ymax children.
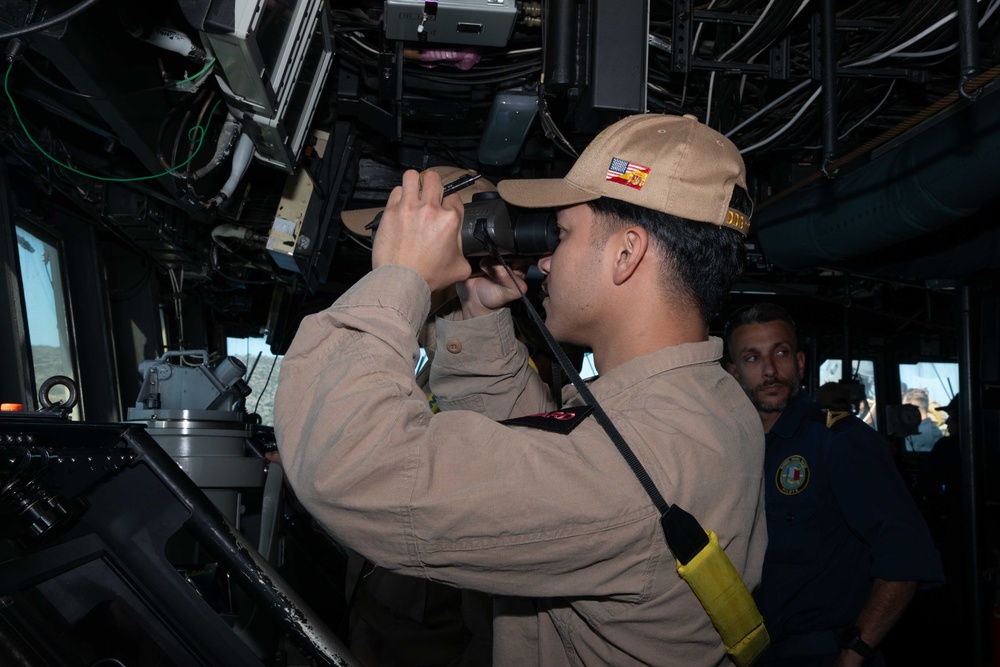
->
<box><xmin>456</xmin><ymin>257</ymin><xmax>528</xmax><ymax>319</ymax></box>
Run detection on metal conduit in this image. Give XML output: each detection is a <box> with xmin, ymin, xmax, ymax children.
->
<box><xmin>758</xmin><ymin>63</ymin><xmax>1000</xmax><ymax>212</ymax></box>
<box><xmin>753</xmin><ymin>66</ymin><xmax>1000</xmax><ymax>272</ymax></box>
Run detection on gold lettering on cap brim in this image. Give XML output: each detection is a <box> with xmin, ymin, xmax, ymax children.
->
<box><xmin>723</xmin><ymin>209</ymin><xmax>750</xmax><ymax>234</ymax></box>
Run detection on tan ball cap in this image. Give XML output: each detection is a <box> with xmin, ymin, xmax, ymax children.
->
<box><xmin>340</xmin><ymin>165</ymin><xmax>498</xmax><ymax>235</ymax></box>
<box><xmin>496</xmin><ymin>114</ymin><xmax>752</xmax><ymax>236</ymax></box>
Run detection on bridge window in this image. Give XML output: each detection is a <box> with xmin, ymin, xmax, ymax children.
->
<box><xmin>818</xmin><ymin>359</ymin><xmax>877</xmax><ymax>428</ymax></box>
<box><xmin>227</xmin><ymin>336</ymin><xmax>282</xmax><ymax>426</ymax></box>
<box><xmin>898</xmin><ymin>362</ymin><xmax>959</xmax><ymax>437</ymax></box>
<box><xmin>15</xmin><ymin>224</ymin><xmax>77</xmax><ymax>416</ymax></box>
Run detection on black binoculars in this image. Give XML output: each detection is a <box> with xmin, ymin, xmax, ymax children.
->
<box><xmin>461</xmin><ymin>192</ymin><xmax>559</xmax><ymax>257</ymax></box>
<box><xmin>368</xmin><ymin>192</ymin><xmax>559</xmax><ymax>259</ymax></box>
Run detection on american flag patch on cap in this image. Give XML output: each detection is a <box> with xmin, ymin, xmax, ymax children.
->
<box><xmin>606</xmin><ymin>157</ymin><xmax>650</xmax><ymax>190</ymax></box>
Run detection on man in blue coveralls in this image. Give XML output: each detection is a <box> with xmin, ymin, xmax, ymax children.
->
<box><xmin>724</xmin><ymin>302</ymin><xmax>943</xmax><ymax>667</ymax></box>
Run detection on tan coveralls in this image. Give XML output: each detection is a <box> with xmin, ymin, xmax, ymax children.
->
<box><xmin>274</xmin><ymin>265</ymin><xmax>767</xmax><ymax>666</ymax></box>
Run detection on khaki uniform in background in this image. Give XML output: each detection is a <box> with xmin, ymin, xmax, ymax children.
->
<box><xmin>274</xmin><ymin>265</ymin><xmax>767</xmax><ymax>666</ymax></box>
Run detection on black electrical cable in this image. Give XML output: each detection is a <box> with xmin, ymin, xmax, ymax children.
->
<box><xmin>18</xmin><ymin>55</ymin><xmax>216</xmax><ymax>99</ymax></box>
<box><xmin>155</xmin><ymin>85</ymin><xmax>208</xmax><ymax>177</ymax></box>
<box><xmin>731</xmin><ymin>85</ymin><xmax>820</xmax><ymax>149</ymax></box>
<box><xmin>331</xmin><ymin>22</ymin><xmax>379</xmax><ymax>33</ymax></box>
<box><xmin>842</xmin><ymin>0</ymin><xmax>951</xmax><ymax>63</ymax></box>
<box><xmin>209</xmin><ymin>245</ymin><xmax>289</xmax><ymax>287</ymax></box>
<box><xmin>170</xmin><ymin>88</ymin><xmax>208</xmax><ymax>173</ymax></box>
<box><xmin>0</xmin><ymin>0</ymin><xmax>104</xmax><ymax>42</ymax></box>
<box><xmin>406</xmin><ymin>70</ymin><xmax>541</xmax><ymax>87</ymax></box>
<box><xmin>108</xmin><ymin>257</ymin><xmax>155</xmax><ymax>301</ymax></box>
<box><xmin>182</xmin><ymin>89</ymin><xmax>217</xmax><ymax>179</ymax></box>
<box><xmin>720</xmin><ymin>0</ymin><xmax>804</xmax><ymax>63</ymax></box>
<box><xmin>19</xmin><ymin>58</ymin><xmax>104</xmax><ymax>99</ymax></box>
<box><xmin>405</xmin><ymin>63</ymin><xmax>542</xmax><ymax>86</ymax></box>
<box><xmin>412</xmin><ymin>58</ymin><xmax>543</xmax><ymax>78</ymax></box>
<box><xmin>399</xmin><ymin>131</ymin><xmax>483</xmax><ymax>143</ymax></box>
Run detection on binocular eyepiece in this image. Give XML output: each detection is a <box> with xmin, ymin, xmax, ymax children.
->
<box><xmin>367</xmin><ymin>192</ymin><xmax>559</xmax><ymax>259</ymax></box>
<box><xmin>461</xmin><ymin>192</ymin><xmax>559</xmax><ymax>257</ymax></box>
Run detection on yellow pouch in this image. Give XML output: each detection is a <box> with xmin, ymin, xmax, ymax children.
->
<box><xmin>676</xmin><ymin>529</ymin><xmax>770</xmax><ymax>667</ymax></box>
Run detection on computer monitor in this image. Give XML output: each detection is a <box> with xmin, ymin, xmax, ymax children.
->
<box><xmin>194</xmin><ymin>0</ymin><xmax>335</xmax><ymax>171</ymax></box>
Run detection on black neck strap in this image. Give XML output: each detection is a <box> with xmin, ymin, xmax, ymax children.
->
<box><xmin>479</xmin><ymin>234</ymin><xmax>709</xmax><ymax>563</ymax></box>
<box><xmin>473</xmin><ymin>221</ymin><xmax>668</xmax><ymax>510</ymax></box>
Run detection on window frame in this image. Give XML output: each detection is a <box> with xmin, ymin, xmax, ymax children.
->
<box><xmin>14</xmin><ymin>218</ymin><xmax>80</xmax><ymax>417</ymax></box>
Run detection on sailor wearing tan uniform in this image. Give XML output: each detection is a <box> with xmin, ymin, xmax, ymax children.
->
<box><xmin>274</xmin><ymin>114</ymin><xmax>767</xmax><ymax>666</ymax></box>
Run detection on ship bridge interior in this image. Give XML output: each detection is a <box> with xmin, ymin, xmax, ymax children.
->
<box><xmin>2</xmin><ymin>1</ymin><xmax>1000</xmax><ymax>665</ymax></box>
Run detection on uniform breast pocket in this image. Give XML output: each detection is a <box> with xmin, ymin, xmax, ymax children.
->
<box><xmin>764</xmin><ymin>502</ymin><xmax>822</xmax><ymax>565</ymax></box>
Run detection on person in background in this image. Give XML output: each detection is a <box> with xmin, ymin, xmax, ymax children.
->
<box><xmin>724</xmin><ymin>302</ymin><xmax>943</xmax><ymax>667</ymax></box>
<box><xmin>901</xmin><ymin>387</ymin><xmax>942</xmax><ymax>453</ymax></box>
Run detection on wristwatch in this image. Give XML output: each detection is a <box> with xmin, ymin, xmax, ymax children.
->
<box><xmin>838</xmin><ymin>625</ymin><xmax>875</xmax><ymax>660</ymax></box>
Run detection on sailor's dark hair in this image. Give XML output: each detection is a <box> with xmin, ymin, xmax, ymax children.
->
<box><xmin>587</xmin><ymin>196</ymin><xmax>747</xmax><ymax>326</ymax></box>
<box><xmin>723</xmin><ymin>302</ymin><xmax>798</xmax><ymax>349</ymax></box>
